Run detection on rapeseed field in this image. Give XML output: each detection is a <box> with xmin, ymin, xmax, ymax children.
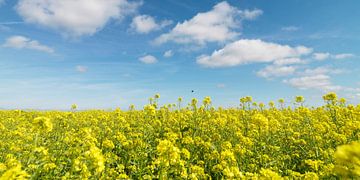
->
<box><xmin>0</xmin><ymin>93</ymin><xmax>359</xmax><ymax>179</ymax></box>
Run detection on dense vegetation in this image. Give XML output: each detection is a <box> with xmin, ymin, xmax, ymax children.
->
<box><xmin>0</xmin><ymin>93</ymin><xmax>359</xmax><ymax>179</ymax></box>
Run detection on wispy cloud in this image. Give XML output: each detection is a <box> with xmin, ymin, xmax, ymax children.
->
<box><xmin>216</xmin><ymin>83</ymin><xmax>226</xmax><ymax>88</ymax></box>
<box><xmin>0</xmin><ymin>21</ymin><xmax>23</xmax><ymax>25</ymax></box>
<box><xmin>301</xmin><ymin>67</ymin><xmax>345</xmax><ymax>76</ymax></box>
<box><xmin>76</xmin><ymin>65</ymin><xmax>88</xmax><ymax>73</ymax></box>
<box><xmin>257</xmin><ymin>65</ymin><xmax>297</xmax><ymax>79</ymax></box>
<box><xmin>333</xmin><ymin>53</ymin><xmax>354</xmax><ymax>59</ymax></box>
<box><xmin>240</xmin><ymin>9</ymin><xmax>263</xmax><ymax>20</ymax></box>
<box><xmin>0</xmin><ymin>22</ymin><xmax>23</xmax><ymax>32</ymax></box>
<box><xmin>273</xmin><ymin>58</ymin><xmax>305</xmax><ymax>66</ymax></box>
<box><xmin>139</xmin><ymin>55</ymin><xmax>158</xmax><ymax>64</ymax></box>
<box><xmin>313</xmin><ymin>52</ymin><xmax>330</xmax><ymax>61</ymax></box>
<box><xmin>281</xmin><ymin>26</ymin><xmax>299</xmax><ymax>31</ymax></box>
<box><xmin>2</xmin><ymin>35</ymin><xmax>54</xmax><ymax>53</ymax></box>
<box><xmin>284</xmin><ymin>74</ymin><xmax>342</xmax><ymax>92</ymax></box>
<box><xmin>163</xmin><ymin>50</ymin><xmax>173</xmax><ymax>58</ymax></box>
<box><xmin>283</xmin><ymin>66</ymin><xmax>346</xmax><ymax>92</ymax></box>
<box><xmin>313</xmin><ymin>52</ymin><xmax>355</xmax><ymax>60</ymax></box>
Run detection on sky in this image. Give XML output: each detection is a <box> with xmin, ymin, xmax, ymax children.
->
<box><xmin>0</xmin><ymin>0</ymin><xmax>360</xmax><ymax>110</ymax></box>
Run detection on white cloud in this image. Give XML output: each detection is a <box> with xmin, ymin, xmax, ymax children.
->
<box><xmin>333</xmin><ymin>53</ymin><xmax>354</xmax><ymax>59</ymax></box>
<box><xmin>2</xmin><ymin>35</ymin><xmax>54</xmax><ymax>53</ymax></box>
<box><xmin>257</xmin><ymin>65</ymin><xmax>296</xmax><ymax>79</ymax></box>
<box><xmin>313</xmin><ymin>52</ymin><xmax>330</xmax><ymax>61</ymax></box>
<box><xmin>273</xmin><ymin>57</ymin><xmax>304</xmax><ymax>66</ymax></box>
<box><xmin>163</xmin><ymin>50</ymin><xmax>173</xmax><ymax>58</ymax></box>
<box><xmin>76</xmin><ymin>66</ymin><xmax>88</xmax><ymax>73</ymax></box>
<box><xmin>196</xmin><ymin>39</ymin><xmax>312</xmax><ymax>68</ymax></box>
<box><xmin>302</xmin><ymin>67</ymin><xmax>344</xmax><ymax>76</ymax></box>
<box><xmin>284</xmin><ymin>66</ymin><xmax>346</xmax><ymax>91</ymax></box>
<box><xmin>216</xmin><ymin>83</ymin><xmax>226</xmax><ymax>88</ymax></box>
<box><xmin>16</xmin><ymin>0</ymin><xmax>140</xmax><ymax>37</ymax></box>
<box><xmin>139</xmin><ymin>55</ymin><xmax>157</xmax><ymax>64</ymax></box>
<box><xmin>130</xmin><ymin>15</ymin><xmax>172</xmax><ymax>34</ymax></box>
<box><xmin>281</xmin><ymin>26</ymin><xmax>299</xmax><ymax>31</ymax></box>
<box><xmin>240</xmin><ymin>9</ymin><xmax>263</xmax><ymax>20</ymax></box>
<box><xmin>312</xmin><ymin>52</ymin><xmax>354</xmax><ymax>61</ymax></box>
<box><xmin>154</xmin><ymin>1</ymin><xmax>244</xmax><ymax>45</ymax></box>
<box><xmin>284</xmin><ymin>74</ymin><xmax>341</xmax><ymax>91</ymax></box>
<box><xmin>0</xmin><ymin>21</ymin><xmax>23</xmax><ymax>25</ymax></box>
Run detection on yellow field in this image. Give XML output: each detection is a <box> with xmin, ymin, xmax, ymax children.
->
<box><xmin>0</xmin><ymin>93</ymin><xmax>359</xmax><ymax>179</ymax></box>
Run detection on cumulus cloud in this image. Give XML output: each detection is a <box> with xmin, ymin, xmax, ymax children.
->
<box><xmin>196</xmin><ymin>39</ymin><xmax>312</xmax><ymax>68</ymax></box>
<box><xmin>313</xmin><ymin>52</ymin><xmax>354</xmax><ymax>61</ymax></box>
<box><xmin>154</xmin><ymin>1</ymin><xmax>261</xmax><ymax>45</ymax></box>
<box><xmin>16</xmin><ymin>0</ymin><xmax>140</xmax><ymax>37</ymax></box>
<box><xmin>76</xmin><ymin>66</ymin><xmax>88</xmax><ymax>73</ymax></box>
<box><xmin>163</xmin><ymin>50</ymin><xmax>173</xmax><ymax>58</ymax></box>
<box><xmin>257</xmin><ymin>65</ymin><xmax>297</xmax><ymax>79</ymax></box>
<box><xmin>240</xmin><ymin>9</ymin><xmax>263</xmax><ymax>20</ymax></box>
<box><xmin>130</xmin><ymin>15</ymin><xmax>172</xmax><ymax>34</ymax></box>
<box><xmin>281</xmin><ymin>26</ymin><xmax>299</xmax><ymax>31</ymax></box>
<box><xmin>139</xmin><ymin>55</ymin><xmax>157</xmax><ymax>64</ymax></box>
<box><xmin>2</xmin><ymin>35</ymin><xmax>54</xmax><ymax>53</ymax></box>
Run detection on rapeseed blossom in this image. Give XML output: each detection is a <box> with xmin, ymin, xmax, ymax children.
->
<box><xmin>32</xmin><ymin>117</ymin><xmax>53</xmax><ymax>132</ymax></box>
<box><xmin>0</xmin><ymin>93</ymin><xmax>359</xmax><ymax>179</ymax></box>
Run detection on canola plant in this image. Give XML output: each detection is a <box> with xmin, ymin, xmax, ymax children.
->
<box><xmin>0</xmin><ymin>92</ymin><xmax>359</xmax><ymax>179</ymax></box>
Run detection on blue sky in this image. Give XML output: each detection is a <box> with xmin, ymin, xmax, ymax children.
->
<box><xmin>0</xmin><ymin>0</ymin><xmax>359</xmax><ymax>109</ymax></box>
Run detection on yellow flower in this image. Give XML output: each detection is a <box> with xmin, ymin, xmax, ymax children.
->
<box><xmin>203</xmin><ymin>96</ymin><xmax>212</xmax><ymax>106</ymax></box>
<box><xmin>154</xmin><ymin>93</ymin><xmax>160</xmax><ymax>99</ymax></box>
<box><xmin>334</xmin><ymin>141</ymin><xmax>360</xmax><ymax>177</ymax></box>
<box><xmin>84</xmin><ymin>146</ymin><xmax>105</xmax><ymax>174</ymax></box>
<box><xmin>295</xmin><ymin>96</ymin><xmax>305</xmax><ymax>103</ymax></box>
<box><xmin>259</xmin><ymin>168</ymin><xmax>282</xmax><ymax>180</ymax></box>
<box><xmin>323</xmin><ymin>92</ymin><xmax>338</xmax><ymax>103</ymax></box>
<box><xmin>303</xmin><ymin>172</ymin><xmax>319</xmax><ymax>180</ymax></box>
<box><xmin>156</xmin><ymin>139</ymin><xmax>181</xmax><ymax>167</ymax></box>
<box><xmin>278</xmin><ymin>98</ymin><xmax>285</xmax><ymax>104</ymax></box>
<box><xmin>44</xmin><ymin>163</ymin><xmax>57</xmax><ymax>172</ymax></box>
<box><xmin>0</xmin><ymin>164</ymin><xmax>29</xmax><ymax>180</ymax></box>
<box><xmin>33</xmin><ymin>116</ymin><xmax>53</xmax><ymax>132</ymax></box>
<box><xmin>305</xmin><ymin>159</ymin><xmax>323</xmax><ymax>171</ymax></box>
<box><xmin>190</xmin><ymin>165</ymin><xmax>206</xmax><ymax>179</ymax></box>
<box><xmin>191</xmin><ymin>98</ymin><xmax>198</xmax><ymax>106</ymax></box>
<box><xmin>181</xmin><ymin>148</ymin><xmax>191</xmax><ymax>160</ymax></box>
<box><xmin>71</xmin><ymin>104</ymin><xmax>77</xmax><ymax>110</ymax></box>
<box><xmin>102</xmin><ymin>139</ymin><xmax>115</xmax><ymax>150</ymax></box>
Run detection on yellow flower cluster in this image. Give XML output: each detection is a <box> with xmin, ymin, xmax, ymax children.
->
<box><xmin>0</xmin><ymin>93</ymin><xmax>359</xmax><ymax>179</ymax></box>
